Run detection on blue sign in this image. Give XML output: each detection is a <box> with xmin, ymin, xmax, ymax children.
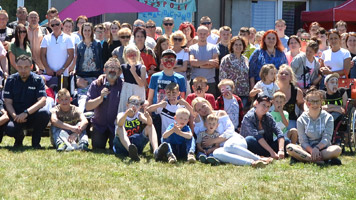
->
<box><xmin>138</xmin><ymin>0</ymin><xmax>196</xmax><ymax>32</ymax></box>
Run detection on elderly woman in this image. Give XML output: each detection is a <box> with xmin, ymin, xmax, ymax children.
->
<box><xmin>171</xmin><ymin>31</ymin><xmax>189</xmax><ymax>81</ymax></box>
<box><xmin>111</xmin><ymin>28</ymin><xmax>132</xmax><ymax>64</ymax></box>
<box><xmin>241</xmin><ymin>95</ymin><xmax>289</xmax><ymax>159</ymax></box>
<box><xmin>8</xmin><ymin>24</ymin><xmax>32</xmax><ymax>74</ymax></box>
<box><xmin>291</xmin><ymin>39</ymin><xmax>322</xmax><ymax>91</ymax></box>
<box><xmin>286</xmin><ymin>87</ymin><xmax>342</xmax><ymax>165</ymax></box>
<box><xmin>320</xmin><ymin>29</ymin><xmax>351</xmax><ymax>78</ymax></box>
<box><xmin>103</xmin><ymin>20</ymin><xmax>121</xmax><ymax>63</ymax></box>
<box><xmin>219</xmin><ymin>36</ymin><xmax>249</xmax><ymax>107</ymax></box>
<box><xmin>249</xmin><ymin>30</ymin><xmax>287</xmax><ymax>87</ymax></box>
<box><xmin>285</xmin><ymin>35</ymin><xmax>301</xmax><ymax>65</ymax></box>
<box><xmin>192</xmin><ymin>97</ymin><xmax>273</xmax><ymax>167</ymax></box>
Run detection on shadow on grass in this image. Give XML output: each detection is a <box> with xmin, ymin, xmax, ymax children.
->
<box><xmin>0</xmin><ymin>145</ymin><xmax>53</xmax><ymax>153</ymax></box>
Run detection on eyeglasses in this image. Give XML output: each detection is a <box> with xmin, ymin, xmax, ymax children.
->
<box><xmin>19</xmin><ymin>30</ymin><xmax>27</xmax><ymax>34</ymax></box>
<box><xmin>300</xmin><ymin>38</ymin><xmax>309</xmax><ymax>42</ymax></box>
<box><xmin>120</xmin><ymin>35</ymin><xmax>131</xmax><ymax>39</ymax></box>
<box><xmin>307</xmin><ymin>99</ymin><xmax>321</xmax><ymax>104</ymax></box>
<box><xmin>128</xmin><ymin>99</ymin><xmax>143</xmax><ymax>106</ymax></box>
<box><xmin>163</xmin><ymin>23</ymin><xmax>173</xmax><ymax>26</ymax></box>
<box><xmin>51</xmin><ymin>23</ymin><xmax>60</xmax><ymax>27</ymax></box>
<box><xmin>201</xmin><ymin>22</ymin><xmax>212</xmax><ymax>25</ymax></box>
<box><xmin>146</xmin><ymin>25</ymin><xmax>155</xmax><ymax>29</ymax></box>
<box><xmin>173</xmin><ymin>38</ymin><xmax>183</xmax><ymax>42</ymax></box>
<box><xmin>162</xmin><ymin>58</ymin><xmax>175</xmax><ymax>62</ymax></box>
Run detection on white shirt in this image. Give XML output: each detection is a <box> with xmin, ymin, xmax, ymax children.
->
<box><xmin>40</xmin><ymin>32</ymin><xmax>75</xmax><ymax>75</ymax></box>
<box><xmin>321</xmin><ymin>48</ymin><xmax>351</xmax><ymax>72</ymax></box>
<box><xmin>207</xmin><ymin>33</ymin><xmax>219</xmax><ymax>44</ymax></box>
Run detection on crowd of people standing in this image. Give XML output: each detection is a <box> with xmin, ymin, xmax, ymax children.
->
<box><xmin>0</xmin><ymin>6</ymin><xmax>349</xmax><ymax>167</ymax></box>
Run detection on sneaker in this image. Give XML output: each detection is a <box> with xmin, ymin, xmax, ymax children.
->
<box><xmin>328</xmin><ymin>158</ymin><xmax>342</xmax><ymax>166</ymax></box>
<box><xmin>57</xmin><ymin>143</ymin><xmax>66</xmax><ymax>152</ymax></box>
<box><xmin>154</xmin><ymin>142</ymin><xmax>169</xmax><ymax>161</ymax></box>
<box><xmin>187</xmin><ymin>152</ymin><xmax>196</xmax><ymax>163</ymax></box>
<box><xmin>207</xmin><ymin>156</ymin><xmax>220</xmax><ymax>166</ymax></box>
<box><xmin>251</xmin><ymin>160</ymin><xmax>267</xmax><ymax>168</ymax></box>
<box><xmin>290</xmin><ymin>157</ymin><xmax>300</xmax><ymax>165</ymax></box>
<box><xmin>199</xmin><ymin>154</ymin><xmax>207</xmax><ymax>163</ymax></box>
<box><xmin>128</xmin><ymin>144</ymin><xmax>140</xmax><ymax>161</ymax></box>
<box><xmin>167</xmin><ymin>152</ymin><xmax>177</xmax><ymax>164</ymax></box>
<box><xmin>78</xmin><ymin>143</ymin><xmax>89</xmax><ymax>151</ymax></box>
<box><xmin>65</xmin><ymin>145</ymin><xmax>75</xmax><ymax>151</ymax></box>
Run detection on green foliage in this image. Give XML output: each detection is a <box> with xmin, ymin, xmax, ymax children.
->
<box><xmin>0</xmin><ymin>136</ymin><xmax>355</xmax><ymax>199</ymax></box>
<box><xmin>0</xmin><ymin>0</ymin><xmax>48</xmax><ymax>23</ymax></box>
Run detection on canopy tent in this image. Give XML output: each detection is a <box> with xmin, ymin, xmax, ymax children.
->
<box><xmin>301</xmin><ymin>0</ymin><xmax>356</xmax><ymax>31</ymax></box>
<box><xmin>58</xmin><ymin>0</ymin><xmax>158</xmax><ymax>20</ymax></box>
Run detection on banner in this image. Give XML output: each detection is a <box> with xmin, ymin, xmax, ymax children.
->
<box><xmin>138</xmin><ymin>0</ymin><xmax>196</xmax><ymax>32</ymax></box>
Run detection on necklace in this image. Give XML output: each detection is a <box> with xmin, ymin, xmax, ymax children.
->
<box><xmin>267</xmin><ymin>48</ymin><xmax>275</xmax><ymax>57</ymax></box>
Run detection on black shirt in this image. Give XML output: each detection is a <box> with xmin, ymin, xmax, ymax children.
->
<box><xmin>324</xmin><ymin>87</ymin><xmax>346</xmax><ymax>106</ymax></box>
<box><xmin>103</xmin><ymin>40</ymin><xmax>122</xmax><ymax>63</ymax></box>
<box><xmin>4</xmin><ymin>72</ymin><xmax>47</xmax><ymax>114</ymax></box>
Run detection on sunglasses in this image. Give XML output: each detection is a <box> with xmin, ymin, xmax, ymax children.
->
<box><xmin>51</xmin><ymin>23</ymin><xmax>60</xmax><ymax>27</ymax></box>
<box><xmin>201</xmin><ymin>22</ymin><xmax>212</xmax><ymax>25</ymax></box>
<box><xmin>307</xmin><ymin>99</ymin><xmax>321</xmax><ymax>104</ymax></box>
<box><xmin>19</xmin><ymin>30</ymin><xmax>27</xmax><ymax>34</ymax></box>
<box><xmin>164</xmin><ymin>23</ymin><xmax>173</xmax><ymax>26</ymax></box>
<box><xmin>146</xmin><ymin>25</ymin><xmax>155</xmax><ymax>29</ymax></box>
<box><xmin>173</xmin><ymin>38</ymin><xmax>183</xmax><ymax>42</ymax></box>
<box><xmin>120</xmin><ymin>35</ymin><xmax>131</xmax><ymax>39</ymax></box>
<box><xmin>128</xmin><ymin>99</ymin><xmax>144</xmax><ymax>106</ymax></box>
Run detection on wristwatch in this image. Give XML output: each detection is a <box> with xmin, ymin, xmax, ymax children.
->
<box><xmin>24</xmin><ymin>109</ymin><xmax>29</xmax><ymax>115</ymax></box>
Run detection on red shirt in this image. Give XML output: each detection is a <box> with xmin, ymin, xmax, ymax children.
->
<box><xmin>186</xmin><ymin>93</ymin><xmax>216</xmax><ymax>110</ymax></box>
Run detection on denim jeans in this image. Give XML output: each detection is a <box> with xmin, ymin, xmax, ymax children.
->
<box><xmin>245</xmin><ymin>136</ymin><xmax>290</xmax><ymax>157</ymax></box>
<box><xmin>162</xmin><ymin>133</ymin><xmax>196</xmax><ymax>159</ymax></box>
<box><xmin>51</xmin><ymin>126</ymin><xmax>88</xmax><ymax>148</ymax></box>
<box><xmin>113</xmin><ymin>132</ymin><xmax>149</xmax><ymax>156</ymax></box>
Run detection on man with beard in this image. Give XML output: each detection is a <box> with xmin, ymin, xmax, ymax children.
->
<box><xmin>86</xmin><ymin>57</ymin><xmax>122</xmax><ymax>150</ymax></box>
<box><xmin>3</xmin><ymin>55</ymin><xmax>49</xmax><ymax>148</ymax></box>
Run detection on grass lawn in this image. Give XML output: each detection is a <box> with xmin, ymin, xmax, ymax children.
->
<box><xmin>0</xmin><ymin>136</ymin><xmax>355</xmax><ymax>200</ymax></box>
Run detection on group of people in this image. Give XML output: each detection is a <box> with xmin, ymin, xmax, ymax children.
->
<box><xmin>0</xmin><ymin>6</ymin><xmax>349</xmax><ymax>167</ymax></box>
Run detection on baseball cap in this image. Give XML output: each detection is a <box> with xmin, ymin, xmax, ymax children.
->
<box><xmin>161</xmin><ymin>49</ymin><xmax>176</xmax><ymax>58</ymax></box>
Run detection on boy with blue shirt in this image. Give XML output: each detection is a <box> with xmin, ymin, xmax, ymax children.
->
<box><xmin>161</xmin><ymin>107</ymin><xmax>196</xmax><ymax>164</ymax></box>
<box><xmin>147</xmin><ymin>49</ymin><xmax>186</xmax><ymax>142</ymax></box>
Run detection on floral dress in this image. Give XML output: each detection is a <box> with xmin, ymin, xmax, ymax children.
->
<box><xmin>219</xmin><ymin>53</ymin><xmax>250</xmax><ymax>97</ymax></box>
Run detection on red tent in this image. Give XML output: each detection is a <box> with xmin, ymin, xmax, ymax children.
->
<box><xmin>301</xmin><ymin>0</ymin><xmax>356</xmax><ymax>30</ymax></box>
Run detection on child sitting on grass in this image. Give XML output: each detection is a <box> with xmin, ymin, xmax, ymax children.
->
<box><xmin>271</xmin><ymin>92</ymin><xmax>298</xmax><ymax>144</ymax></box>
<box><xmin>113</xmin><ymin>95</ymin><xmax>165</xmax><ymax>162</ymax></box>
<box><xmin>147</xmin><ymin>82</ymin><xmax>193</xmax><ymax>141</ymax></box>
<box><xmin>196</xmin><ymin>113</ymin><xmax>220</xmax><ymax>165</ymax></box>
<box><xmin>216</xmin><ymin>79</ymin><xmax>244</xmax><ymax>131</ymax></box>
<box><xmin>160</xmin><ymin>107</ymin><xmax>196</xmax><ymax>164</ymax></box>
<box><xmin>186</xmin><ymin>76</ymin><xmax>216</xmax><ymax>109</ymax></box>
<box><xmin>51</xmin><ymin>88</ymin><xmax>89</xmax><ymax>151</ymax></box>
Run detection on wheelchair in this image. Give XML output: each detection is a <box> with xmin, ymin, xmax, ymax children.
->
<box><xmin>332</xmin><ymin>98</ymin><xmax>356</xmax><ymax>153</ymax></box>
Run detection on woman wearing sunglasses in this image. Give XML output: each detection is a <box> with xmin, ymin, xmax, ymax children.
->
<box><xmin>286</xmin><ymin>87</ymin><xmax>342</xmax><ymax>165</ymax></box>
<box><xmin>112</xmin><ymin>28</ymin><xmax>132</xmax><ymax>65</ymax></box>
<box><xmin>9</xmin><ymin>24</ymin><xmax>33</xmax><ymax>74</ymax></box>
<box><xmin>170</xmin><ymin>31</ymin><xmax>189</xmax><ymax>82</ymax></box>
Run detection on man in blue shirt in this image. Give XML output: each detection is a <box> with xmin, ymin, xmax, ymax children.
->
<box><xmin>4</xmin><ymin>55</ymin><xmax>50</xmax><ymax>148</ymax></box>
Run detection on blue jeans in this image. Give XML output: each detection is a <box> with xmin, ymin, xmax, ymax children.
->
<box><xmin>113</xmin><ymin>132</ymin><xmax>149</xmax><ymax>156</ymax></box>
<box><xmin>287</xmin><ymin>120</ymin><xmax>297</xmax><ymax>130</ymax></box>
<box><xmin>51</xmin><ymin>126</ymin><xmax>88</xmax><ymax>148</ymax></box>
<box><xmin>162</xmin><ymin>133</ymin><xmax>196</xmax><ymax>159</ymax></box>
<box><xmin>245</xmin><ymin>136</ymin><xmax>290</xmax><ymax>157</ymax></box>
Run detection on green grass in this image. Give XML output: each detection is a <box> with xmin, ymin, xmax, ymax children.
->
<box><xmin>0</xmin><ymin>136</ymin><xmax>356</xmax><ymax>200</ymax></box>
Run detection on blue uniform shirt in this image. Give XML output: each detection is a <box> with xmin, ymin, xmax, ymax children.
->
<box><xmin>4</xmin><ymin>72</ymin><xmax>46</xmax><ymax>114</ymax></box>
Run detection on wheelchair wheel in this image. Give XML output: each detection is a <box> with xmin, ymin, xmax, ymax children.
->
<box><xmin>347</xmin><ymin>107</ymin><xmax>356</xmax><ymax>153</ymax></box>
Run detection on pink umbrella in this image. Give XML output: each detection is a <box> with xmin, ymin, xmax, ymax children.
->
<box><xmin>59</xmin><ymin>0</ymin><xmax>158</xmax><ymax>20</ymax></box>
